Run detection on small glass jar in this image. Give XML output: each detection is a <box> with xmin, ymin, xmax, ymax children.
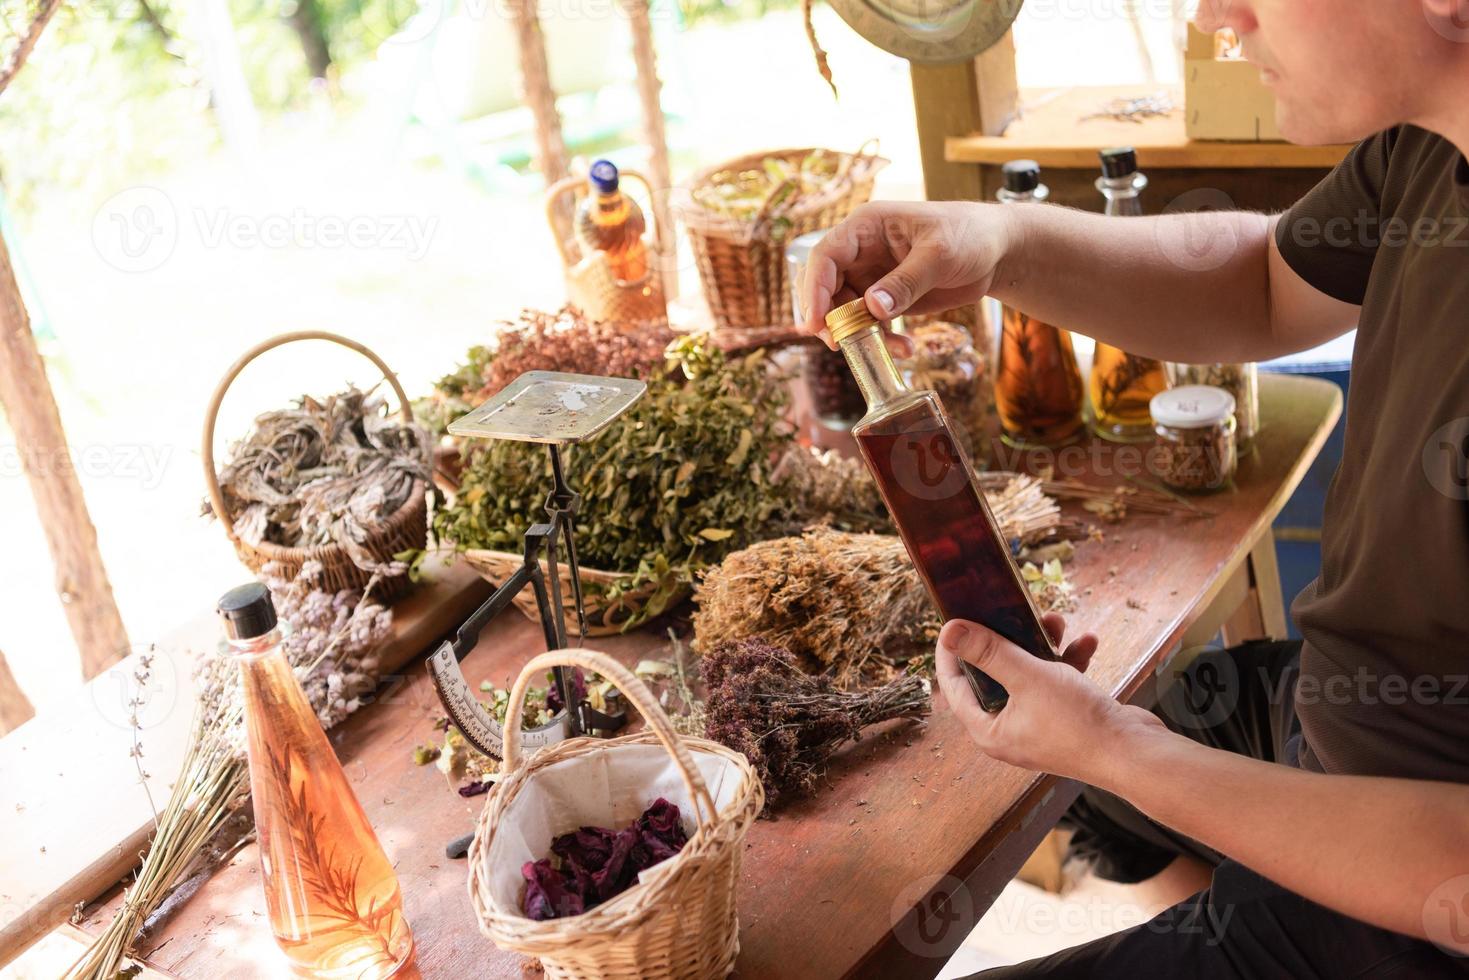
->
<box><xmin>899</xmin><ymin>321</ymin><xmax>989</xmax><ymax>452</ymax></box>
<box><xmin>1166</xmin><ymin>362</ymin><xmax>1259</xmax><ymax>448</ymax></box>
<box><xmin>1150</xmin><ymin>385</ymin><xmax>1238</xmax><ymax>492</ymax></box>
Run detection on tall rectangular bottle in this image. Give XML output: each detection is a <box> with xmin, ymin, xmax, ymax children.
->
<box><xmin>827</xmin><ymin>298</ymin><xmax>1056</xmax><ymax>711</ymax></box>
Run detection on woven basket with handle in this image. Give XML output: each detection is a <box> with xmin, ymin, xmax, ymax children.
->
<box><xmin>676</xmin><ymin>143</ymin><xmax>888</xmax><ymax>330</ymax></box>
<box><xmin>202</xmin><ymin>331</ymin><xmax>429</xmax><ymax>602</ymax></box>
<box><xmin>470</xmin><ymin>648</ymin><xmax>763</xmax><ymax>980</ymax></box>
<box><xmin>547</xmin><ymin>169</ymin><xmax>668</xmax><ymax>329</ymax></box>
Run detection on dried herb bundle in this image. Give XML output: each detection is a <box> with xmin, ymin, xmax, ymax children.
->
<box><xmin>67</xmin><ymin>564</ymin><xmax>393</xmax><ymax>980</ymax></box>
<box><xmin>777</xmin><ymin>448</ymin><xmax>1074</xmax><ymax>545</ymax></box>
<box><xmin>693</xmin><ymin>523</ymin><xmax>1080</xmax><ymax>682</ymax></box>
<box><xmin>436</xmin><ymin>342</ymin><xmax>795</xmax><ymax>625</ymax></box>
<box><xmin>416</xmin><ymin>307</ymin><xmax>675</xmax><ymax>435</ymax></box>
<box><xmin>208</xmin><ymin>387</ymin><xmax>430</xmax><ymax>572</ymax></box>
<box><xmin>693</xmin><ymin>526</ymin><xmax>938</xmax><ymax>681</ymax></box>
<box><xmin>701</xmin><ymin>639</ymin><xmax>930</xmax><ymax>808</ymax></box>
<box><xmin>772</xmin><ymin>445</ymin><xmax>889</xmax><ymax>533</ymax></box>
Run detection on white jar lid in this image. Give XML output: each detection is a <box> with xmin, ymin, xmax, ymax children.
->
<box><xmin>1151</xmin><ymin>385</ymin><xmax>1236</xmax><ymax>429</ymax></box>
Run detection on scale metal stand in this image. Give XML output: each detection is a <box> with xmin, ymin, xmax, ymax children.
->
<box><xmin>426</xmin><ymin>371</ymin><xmax>646</xmax><ymax>856</ymax></box>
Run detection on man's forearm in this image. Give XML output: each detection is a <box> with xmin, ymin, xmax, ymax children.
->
<box><xmin>990</xmin><ymin>203</ymin><xmax>1281</xmax><ymax>363</ymax></box>
<box><xmin>1094</xmin><ymin>725</ymin><xmax>1469</xmax><ymax>942</ymax></box>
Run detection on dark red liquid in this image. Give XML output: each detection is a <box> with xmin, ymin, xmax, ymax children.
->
<box><xmin>855</xmin><ymin>394</ymin><xmax>1055</xmax><ymax>710</ymax></box>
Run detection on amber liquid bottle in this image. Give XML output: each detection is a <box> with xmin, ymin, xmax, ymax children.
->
<box><xmin>574</xmin><ymin>158</ymin><xmax>648</xmax><ymax>284</ymax></box>
<box><xmin>828</xmin><ymin>299</ymin><xmax>1057</xmax><ymax>711</ymax></box>
<box><xmin>1087</xmin><ymin>147</ymin><xmax>1168</xmax><ymax>442</ymax></box>
<box><xmin>220</xmin><ymin>583</ymin><xmax>415</xmax><ymax>979</ymax></box>
<box><xmin>992</xmin><ymin>161</ymin><xmax>1086</xmax><ymax>448</ymax></box>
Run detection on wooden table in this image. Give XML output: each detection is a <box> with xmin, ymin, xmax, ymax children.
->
<box><xmin>54</xmin><ymin>372</ymin><xmax>1340</xmax><ymax>979</ymax></box>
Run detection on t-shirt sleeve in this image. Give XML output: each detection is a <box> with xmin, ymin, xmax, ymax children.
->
<box><xmin>1274</xmin><ymin>129</ymin><xmax>1397</xmax><ymax>306</ymax></box>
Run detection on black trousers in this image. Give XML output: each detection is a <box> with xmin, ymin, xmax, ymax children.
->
<box><xmin>971</xmin><ymin>640</ymin><xmax>1469</xmax><ymax>979</ymax></box>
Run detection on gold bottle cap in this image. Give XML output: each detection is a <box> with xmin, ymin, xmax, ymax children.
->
<box><xmin>825</xmin><ymin>297</ymin><xmax>882</xmax><ymax>345</ymax></box>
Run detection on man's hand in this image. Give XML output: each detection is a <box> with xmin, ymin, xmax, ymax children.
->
<box><xmin>800</xmin><ymin>201</ymin><xmax>1011</xmax><ymax>340</ymax></box>
<box><xmin>934</xmin><ymin>613</ymin><xmax>1165</xmax><ymax>786</ymax></box>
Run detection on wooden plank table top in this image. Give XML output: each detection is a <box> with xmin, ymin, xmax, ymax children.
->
<box><xmin>67</xmin><ymin>373</ymin><xmax>1341</xmax><ymax>979</ymax></box>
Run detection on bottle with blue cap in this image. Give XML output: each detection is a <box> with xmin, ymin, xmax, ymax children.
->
<box><xmin>575</xmin><ymin>159</ymin><xmax>649</xmax><ymax>284</ymax></box>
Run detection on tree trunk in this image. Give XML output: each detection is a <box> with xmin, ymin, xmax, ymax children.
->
<box><xmin>0</xmin><ymin>229</ymin><xmax>130</xmax><ymax>679</ymax></box>
<box><xmin>620</xmin><ymin>0</ymin><xmax>676</xmax><ymax>299</ymax></box>
<box><xmin>285</xmin><ymin>0</ymin><xmax>333</xmax><ymax>79</ymax></box>
<box><xmin>0</xmin><ymin>649</ymin><xmax>34</xmax><ymax>735</ymax></box>
<box><xmin>509</xmin><ymin>0</ymin><xmax>571</xmax><ymax>241</ymax></box>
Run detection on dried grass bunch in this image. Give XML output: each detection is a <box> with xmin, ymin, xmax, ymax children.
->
<box><xmin>208</xmin><ymin>387</ymin><xmax>430</xmax><ymax>573</ymax></box>
<box><xmin>693</xmin><ymin>526</ymin><xmax>937</xmax><ymax>681</ymax></box>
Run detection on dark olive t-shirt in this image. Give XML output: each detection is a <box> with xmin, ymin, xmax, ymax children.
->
<box><xmin>1275</xmin><ymin>125</ymin><xmax>1469</xmax><ymax>782</ymax></box>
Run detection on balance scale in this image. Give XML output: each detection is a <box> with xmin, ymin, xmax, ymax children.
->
<box><xmin>426</xmin><ymin>370</ymin><xmax>646</xmax><ymax>773</ymax></box>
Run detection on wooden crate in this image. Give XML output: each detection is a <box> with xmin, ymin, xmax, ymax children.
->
<box><xmin>1184</xmin><ymin>26</ymin><xmax>1282</xmax><ymax>142</ymax></box>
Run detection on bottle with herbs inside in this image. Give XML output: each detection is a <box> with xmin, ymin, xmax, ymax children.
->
<box><xmin>827</xmin><ymin>297</ymin><xmax>1057</xmax><ymax>713</ymax></box>
<box><xmin>1087</xmin><ymin>147</ymin><xmax>1169</xmax><ymax>443</ymax></box>
<box><xmin>575</xmin><ymin>159</ymin><xmax>649</xmax><ymax>284</ymax></box>
<box><xmin>992</xmin><ymin>160</ymin><xmax>1086</xmax><ymax>448</ymax></box>
<box><xmin>221</xmin><ymin>583</ymin><xmax>415</xmax><ymax>979</ymax></box>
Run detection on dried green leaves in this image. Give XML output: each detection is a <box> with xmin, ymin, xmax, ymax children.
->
<box><xmin>435</xmin><ymin>343</ymin><xmax>795</xmax><ymax>628</ymax></box>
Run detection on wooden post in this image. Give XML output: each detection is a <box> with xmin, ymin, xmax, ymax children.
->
<box><xmin>909</xmin><ymin>29</ymin><xmax>1018</xmax><ymax>203</ymax></box>
<box><xmin>0</xmin><ymin>649</ymin><xmax>34</xmax><ymax>735</ymax></box>
<box><xmin>0</xmin><ymin>229</ymin><xmax>131</xmax><ymax>679</ymax></box>
<box><xmin>510</xmin><ymin>0</ymin><xmax>572</xmax><ymax>241</ymax></box>
<box><xmin>909</xmin><ymin>30</ymin><xmax>1018</xmax><ymax>352</ymax></box>
<box><xmin>620</xmin><ymin>0</ymin><xmax>677</xmax><ymax>299</ymax></box>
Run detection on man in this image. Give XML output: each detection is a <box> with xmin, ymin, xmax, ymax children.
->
<box><xmin>801</xmin><ymin>0</ymin><xmax>1469</xmax><ymax>974</ymax></box>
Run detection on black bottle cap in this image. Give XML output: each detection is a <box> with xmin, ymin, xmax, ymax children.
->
<box><xmin>1002</xmin><ymin>160</ymin><xmax>1041</xmax><ymax>194</ymax></box>
<box><xmin>1099</xmin><ymin>147</ymin><xmax>1139</xmax><ymax>179</ymax></box>
<box><xmin>217</xmin><ymin>582</ymin><xmax>277</xmax><ymax>640</ymax></box>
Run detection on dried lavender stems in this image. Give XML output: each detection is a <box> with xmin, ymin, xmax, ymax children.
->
<box><xmin>701</xmin><ymin>639</ymin><xmax>930</xmax><ymax>808</ymax></box>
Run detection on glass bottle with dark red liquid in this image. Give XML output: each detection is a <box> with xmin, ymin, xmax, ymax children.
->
<box><xmin>827</xmin><ymin>298</ymin><xmax>1056</xmax><ymax>710</ymax></box>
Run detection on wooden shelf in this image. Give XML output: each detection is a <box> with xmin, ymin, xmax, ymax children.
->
<box><xmin>946</xmin><ymin>85</ymin><xmax>1351</xmax><ymax>170</ymax></box>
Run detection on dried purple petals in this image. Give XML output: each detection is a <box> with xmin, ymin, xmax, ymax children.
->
<box><xmin>522</xmin><ymin>799</ymin><xmax>688</xmax><ymax>920</ymax></box>
<box><xmin>545</xmin><ymin>667</ymin><xmax>588</xmax><ymax>715</ymax></box>
<box><xmin>522</xmin><ymin>859</ymin><xmax>586</xmax><ymax>920</ymax></box>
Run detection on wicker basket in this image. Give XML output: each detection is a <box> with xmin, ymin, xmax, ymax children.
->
<box><xmin>547</xmin><ymin>170</ymin><xmax>668</xmax><ymax>329</ymax></box>
<box><xmin>676</xmin><ymin>143</ymin><xmax>888</xmax><ymax>330</ymax></box>
<box><xmin>461</xmin><ymin>548</ymin><xmax>687</xmax><ymax>637</ymax></box>
<box><xmin>202</xmin><ymin>331</ymin><xmax>429</xmax><ymax>602</ymax></box>
<box><xmin>470</xmin><ymin>648</ymin><xmax>763</xmax><ymax>980</ymax></box>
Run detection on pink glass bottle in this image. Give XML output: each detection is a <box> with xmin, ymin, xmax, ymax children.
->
<box><xmin>220</xmin><ymin>583</ymin><xmax>414</xmax><ymax>978</ymax></box>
